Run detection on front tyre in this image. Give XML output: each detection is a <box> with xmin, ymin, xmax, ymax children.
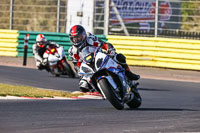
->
<box><xmin>50</xmin><ymin>66</ymin><xmax>60</xmax><ymax>77</ymax></box>
<box><xmin>98</xmin><ymin>78</ymin><xmax>124</xmax><ymax>110</ymax></box>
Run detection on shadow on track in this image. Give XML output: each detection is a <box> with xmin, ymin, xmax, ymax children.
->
<box><xmin>47</xmin><ymin>75</ymin><xmax>80</xmax><ymax>79</ymax></box>
<box><xmin>125</xmin><ymin>108</ymin><xmax>198</xmax><ymax>111</ymax></box>
<box><xmin>138</xmin><ymin>87</ymin><xmax>170</xmax><ymax>92</ymax></box>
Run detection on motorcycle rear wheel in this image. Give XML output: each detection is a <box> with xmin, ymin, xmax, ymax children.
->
<box><xmin>62</xmin><ymin>61</ymin><xmax>75</xmax><ymax>78</ymax></box>
<box><xmin>98</xmin><ymin>78</ymin><xmax>124</xmax><ymax>110</ymax></box>
<box><xmin>126</xmin><ymin>91</ymin><xmax>142</xmax><ymax>109</ymax></box>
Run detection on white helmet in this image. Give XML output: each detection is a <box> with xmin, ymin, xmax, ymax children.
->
<box><xmin>36</xmin><ymin>34</ymin><xmax>47</xmax><ymax>47</ymax></box>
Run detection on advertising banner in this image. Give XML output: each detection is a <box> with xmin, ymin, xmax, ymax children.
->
<box><xmin>111</xmin><ymin>0</ymin><xmax>172</xmax><ymax>25</ymax></box>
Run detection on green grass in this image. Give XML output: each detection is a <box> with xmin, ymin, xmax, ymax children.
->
<box><xmin>0</xmin><ymin>83</ymin><xmax>82</xmax><ymax>98</ymax></box>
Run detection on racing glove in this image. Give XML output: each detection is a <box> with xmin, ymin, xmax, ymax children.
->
<box><xmin>41</xmin><ymin>58</ymin><xmax>48</xmax><ymax>66</ymax></box>
<box><xmin>68</xmin><ymin>47</ymin><xmax>73</xmax><ymax>58</ymax></box>
<box><xmin>107</xmin><ymin>48</ymin><xmax>116</xmax><ymax>57</ymax></box>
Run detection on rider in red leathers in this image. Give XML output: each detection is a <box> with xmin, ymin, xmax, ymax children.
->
<box><xmin>68</xmin><ymin>25</ymin><xmax>140</xmax><ymax>92</ymax></box>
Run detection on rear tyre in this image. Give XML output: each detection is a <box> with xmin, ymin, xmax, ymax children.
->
<box><xmin>126</xmin><ymin>91</ymin><xmax>142</xmax><ymax>109</ymax></box>
<box><xmin>62</xmin><ymin>61</ymin><xmax>75</xmax><ymax>78</ymax></box>
<box><xmin>98</xmin><ymin>78</ymin><xmax>124</xmax><ymax>110</ymax></box>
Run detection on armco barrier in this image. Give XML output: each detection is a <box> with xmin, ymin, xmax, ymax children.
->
<box><xmin>107</xmin><ymin>35</ymin><xmax>200</xmax><ymax>70</ymax></box>
<box><xmin>0</xmin><ymin>29</ymin><xmax>19</xmax><ymax>56</ymax></box>
<box><xmin>17</xmin><ymin>31</ymin><xmax>72</xmax><ymax>57</ymax></box>
<box><xmin>1</xmin><ymin>29</ymin><xmax>200</xmax><ymax>71</ymax></box>
<box><xmin>17</xmin><ymin>31</ymin><xmax>107</xmax><ymax>58</ymax></box>
<box><xmin>0</xmin><ymin>29</ymin><xmax>107</xmax><ymax>59</ymax></box>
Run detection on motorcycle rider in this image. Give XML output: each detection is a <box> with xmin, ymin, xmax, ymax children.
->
<box><xmin>32</xmin><ymin>34</ymin><xmax>60</xmax><ymax>74</ymax></box>
<box><xmin>68</xmin><ymin>25</ymin><xmax>140</xmax><ymax>93</ymax></box>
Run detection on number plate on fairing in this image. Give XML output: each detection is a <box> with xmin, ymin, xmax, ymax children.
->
<box><xmin>95</xmin><ymin>52</ymin><xmax>118</xmax><ymax>70</ymax></box>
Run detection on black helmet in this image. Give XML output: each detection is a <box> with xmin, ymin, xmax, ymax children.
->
<box><xmin>69</xmin><ymin>25</ymin><xmax>87</xmax><ymax>48</ymax></box>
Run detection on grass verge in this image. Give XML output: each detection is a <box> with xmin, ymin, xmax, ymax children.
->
<box><xmin>0</xmin><ymin>83</ymin><xmax>82</xmax><ymax>98</ymax></box>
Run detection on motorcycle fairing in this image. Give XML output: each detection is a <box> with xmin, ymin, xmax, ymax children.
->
<box><xmin>79</xmin><ymin>62</ymin><xmax>94</xmax><ymax>75</ymax></box>
<box><xmin>94</xmin><ymin>52</ymin><xmax>118</xmax><ymax>71</ymax></box>
<box><xmin>43</xmin><ymin>46</ymin><xmax>65</xmax><ymax>66</ymax></box>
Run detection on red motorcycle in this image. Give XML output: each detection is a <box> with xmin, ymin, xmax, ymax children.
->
<box><xmin>43</xmin><ymin>45</ymin><xmax>75</xmax><ymax>78</ymax></box>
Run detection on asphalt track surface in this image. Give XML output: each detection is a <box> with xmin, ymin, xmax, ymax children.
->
<box><xmin>0</xmin><ymin>66</ymin><xmax>200</xmax><ymax>133</ymax></box>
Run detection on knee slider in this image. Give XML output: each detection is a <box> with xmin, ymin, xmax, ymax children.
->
<box><xmin>79</xmin><ymin>79</ymin><xmax>89</xmax><ymax>89</ymax></box>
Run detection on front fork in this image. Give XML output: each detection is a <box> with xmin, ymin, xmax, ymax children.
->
<box><xmin>56</xmin><ymin>58</ymin><xmax>67</xmax><ymax>73</ymax></box>
<box><xmin>97</xmin><ymin>76</ymin><xmax>122</xmax><ymax>100</ymax></box>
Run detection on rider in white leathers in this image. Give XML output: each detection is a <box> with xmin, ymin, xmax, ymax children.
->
<box><xmin>68</xmin><ymin>25</ymin><xmax>140</xmax><ymax>92</ymax></box>
<box><xmin>32</xmin><ymin>34</ymin><xmax>59</xmax><ymax>72</ymax></box>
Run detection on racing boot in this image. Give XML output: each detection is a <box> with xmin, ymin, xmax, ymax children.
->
<box><xmin>44</xmin><ymin>66</ymin><xmax>51</xmax><ymax>72</ymax></box>
<box><xmin>114</xmin><ymin>54</ymin><xmax>140</xmax><ymax>81</ymax></box>
<box><xmin>38</xmin><ymin>64</ymin><xmax>50</xmax><ymax>72</ymax></box>
<box><xmin>125</xmin><ymin>69</ymin><xmax>140</xmax><ymax>80</ymax></box>
<box><xmin>123</xmin><ymin>64</ymin><xmax>140</xmax><ymax>81</ymax></box>
<box><xmin>37</xmin><ymin>65</ymin><xmax>44</xmax><ymax>70</ymax></box>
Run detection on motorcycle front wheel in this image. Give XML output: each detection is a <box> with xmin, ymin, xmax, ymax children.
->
<box><xmin>98</xmin><ymin>78</ymin><xmax>124</xmax><ymax>110</ymax></box>
<box><xmin>49</xmin><ymin>66</ymin><xmax>60</xmax><ymax>77</ymax></box>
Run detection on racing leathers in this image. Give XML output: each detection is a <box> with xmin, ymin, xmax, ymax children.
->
<box><xmin>32</xmin><ymin>41</ymin><xmax>59</xmax><ymax>72</ymax></box>
<box><xmin>68</xmin><ymin>33</ymin><xmax>140</xmax><ymax>92</ymax></box>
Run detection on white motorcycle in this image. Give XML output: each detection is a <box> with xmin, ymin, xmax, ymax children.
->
<box><xmin>43</xmin><ymin>45</ymin><xmax>75</xmax><ymax>78</ymax></box>
<box><xmin>79</xmin><ymin>46</ymin><xmax>142</xmax><ymax>110</ymax></box>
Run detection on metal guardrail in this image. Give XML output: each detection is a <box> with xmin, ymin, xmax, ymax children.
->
<box><xmin>17</xmin><ymin>31</ymin><xmax>72</xmax><ymax>57</ymax></box>
<box><xmin>17</xmin><ymin>31</ymin><xmax>107</xmax><ymax>57</ymax></box>
<box><xmin>0</xmin><ymin>29</ymin><xmax>107</xmax><ymax>58</ymax></box>
<box><xmin>107</xmin><ymin>35</ymin><xmax>200</xmax><ymax>70</ymax></box>
<box><xmin>1</xmin><ymin>29</ymin><xmax>200</xmax><ymax>71</ymax></box>
<box><xmin>0</xmin><ymin>29</ymin><xmax>18</xmax><ymax>56</ymax></box>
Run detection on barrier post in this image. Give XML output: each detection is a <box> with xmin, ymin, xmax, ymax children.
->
<box><xmin>23</xmin><ymin>34</ymin><xmax>29</xmax><ymax>66</ymax></box>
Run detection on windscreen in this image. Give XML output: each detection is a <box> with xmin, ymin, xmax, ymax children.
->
<box><xmin>79</xmin><ymin>46</ymin><xmax>97</xmax><ymax>60</ymax></box>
